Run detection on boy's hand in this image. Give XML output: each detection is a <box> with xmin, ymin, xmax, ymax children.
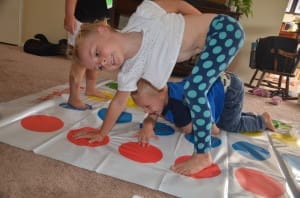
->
<box><xmin>73</xmin><ymin>129</ymin><xmax>106</xmax><ymax>144</ymax></box>
<box><xmin>135</xmin><ymin>128</ymin><xmax>158</xmax><ymax>147</ymax></box>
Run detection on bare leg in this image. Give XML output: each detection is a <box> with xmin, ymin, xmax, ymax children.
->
<box><xmin>262</xmin><ymin>112</ymin><xmax>276</xmax><ymax>131</ymax></box>
<box><xmin>85</xmin><ymin>69</ymin><xmax>108</xmax><ymax>98</ymax></box>
<box><xmin>68</xmin><ymin>62</ymin><xmax>87</xmax><ymax>108</ymax></box>
<box><xmin>171</xmin><ymin>152</ymin><xmax>213</xmax><ymax>175</ymax></box>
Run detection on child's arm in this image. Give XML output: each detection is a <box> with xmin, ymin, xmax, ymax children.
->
<box><xmin>137</xmin><ymin>114</ymin><xmax>159</xmax><ymax>147</ymax></box>
<box><xmin>154</xmin><ymin>0</ymin><xmax>202</xmax><ymax>15</ymax></box>
<box><xmin>64</xmin><ymin>0</ymin><xmax>77</xmax><ymax>33</ymax></box>
<box><xmin>73</xmin><ymin>90</ymin><xmax>130</xmax><ymax>143</ymax></box>
<box><xmin>99</xmin><ymin>91</ymin><xmax>130</xmax><ymax>134</ymax></box>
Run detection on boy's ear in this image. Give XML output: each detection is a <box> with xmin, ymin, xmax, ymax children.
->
<box><xmin>96</xmin><ymin>25</ymin><xmax>109</xmax><ymax>35</ymax></box>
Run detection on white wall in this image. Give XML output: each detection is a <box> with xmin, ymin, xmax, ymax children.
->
<box><xmin>22</xmin><ymin>0</ymin><xmax>66</xmax><ymax>44</ymax></box>
<box><xmin>0</xmin><ymin>0</ymin><xmax>23</xmax><ymax>45</ymax></box>
<box><xmin>228</xmin><ymin>0</ymin><xmax>287</xmax><ymax>82</ymax></box>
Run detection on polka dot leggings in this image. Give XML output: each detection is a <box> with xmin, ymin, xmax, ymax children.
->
<box><xmin>184</xmin><ymin>15</ymin><xmax>244</xmax><ymax>153</ymax></box>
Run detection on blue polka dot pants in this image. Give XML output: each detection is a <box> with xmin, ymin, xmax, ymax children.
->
<box><xmin>183</xmin><ymin>15</ymin><xmax>244</xmax><ymax>153</ymax></box>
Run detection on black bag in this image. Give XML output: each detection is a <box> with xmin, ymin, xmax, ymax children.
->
<box><xmin>23</xmin><ymin>34</ymin><xmax>67</xmax><ymax>56</ymax></box>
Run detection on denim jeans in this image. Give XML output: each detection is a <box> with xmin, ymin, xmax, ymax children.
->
<box><xmin>216</xmin><ymin>72</ymin><xmax>265</xmax><ymax>132</ymax></box>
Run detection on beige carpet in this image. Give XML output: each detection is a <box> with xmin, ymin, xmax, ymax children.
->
<box><xmin>0</xmin><ymin>43</ymin><xmax>300</xmax><ymax>198</ymax></box>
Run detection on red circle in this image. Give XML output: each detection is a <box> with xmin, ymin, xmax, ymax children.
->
<box><xmin>67</xmin><ymin>127</ymin><xmax>110</xmax><ymax>147</ymax></box>
<box><xmin>235</xmin><ymin>167</ymin><xmax>285</xmax><ymax>198</ymax></box>
<box><xmin>21</xmin><ymin>115</ymin><xmax>64</xmax><ymax>132</ymax></box>
<box><xmin>119</xmin><ymin>142</ymin><xmax>163</xmax><ymax>163</ymax></box>
<box><xmin>174</xmin><ymin>155</ymin><xmax>221</xmax><ymax>179</ymax></box>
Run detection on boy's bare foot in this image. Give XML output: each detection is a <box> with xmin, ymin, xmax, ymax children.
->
<box><xmin>262</xmin><ymin>112</ymin><xmax>276</xmax><ymax>131</ymax></box>
<box><xmin>212</xmin><ymin>124</ymin><xmax>221</xmax><ymax>136</ymax></box>
<box><xmin>171</xmin><ymin>153</ymin><xmax>212</xmax><ymax>175</ymax></box>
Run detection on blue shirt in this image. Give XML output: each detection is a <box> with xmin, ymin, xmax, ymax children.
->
<box><xmin>162</xmin><ymin>78</ymin><xmax>225</xmax><ymax>127</ymax></box>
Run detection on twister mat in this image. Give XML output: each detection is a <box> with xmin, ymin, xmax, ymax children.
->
<box><xmin>0</xmin><ymin>79</ymin><xmax>299</xmax><ymax>197</ymax></box>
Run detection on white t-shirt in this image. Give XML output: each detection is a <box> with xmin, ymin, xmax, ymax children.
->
<box><xmin>117</xmin><ymin>0</ymin><xmax>185</xmax><ymax>91</ymax></box>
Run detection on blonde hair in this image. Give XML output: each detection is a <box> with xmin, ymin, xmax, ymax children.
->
<box><xmin>131</xmin><ymin>79</ymin><xmax>161</xmax><ymax>101</ymax></box>
<box><xmin>71</xmin><ymin>18</ymin><xmax>111</xmax><ymax>63</ymax></box>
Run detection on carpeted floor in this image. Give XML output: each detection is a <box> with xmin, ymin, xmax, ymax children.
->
<box><xmin>0</xmin><ymin>43</ymin><xmax>299</xmax><ymax>198</ymax></box>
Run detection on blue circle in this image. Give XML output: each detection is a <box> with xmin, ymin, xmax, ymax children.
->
<box><xmin>209</xmin><ymin>39</ymin><xmax>217</xmax><ymax>46</ymax></box>
<box><xmin>197</xmin><ymin>143</ymin><xmax>205</xmax><ymax>150</ymax></box>
<box><xmin>192</xmin><ymin>105</ymin><xmax>201</xmax><ymax>112</ymax></box>
<box><xmin>217</xmin><ymin>54</ymin><xmax>226</xmax><ymax>63</ymax></box>
<box><xmin>193</xmin><ymin>75</ymin><xmax>203</xmax><ymax>83</ymax></box>
<box><xmin>207</xmin><ymin>69</ymin><xmax>216</xmax><ymax>77</ymax></box>
<box><xmin>184</xmin><ymin>81</ymin><xmax>190</xmax><ymax>89</ymax></box>
<box><xmin>213</xmin><ymin>46</ymin><xmax>222</xmax><ymax>54</ymax></box>
<box><xmin>198</xmin><ymin>97</ymin><xmax>206</xmax><ymax>104</ymax></box>
<box><xmin>225</xmin><ymin>39</ymin><xmax>233</xmax><ymax>47</ymax></box>
<box><xmin>200</xmin><ymin>52</ymin><xmax>209</xmax><ymax>59</ymax></box>
<box><xmin>198</xmin><ymin>131</ymin><xmax>206</xmax><ymax>137</ymax></box>
<box><xmin>98</xmin><ymin>108</ymin><xmax>132</xmax><ymax>123</ymax></box>
<box><xmin>219</xmin><ymin>63</ymin><xmax>227</xmax><ymax>71</ymax></box>
<box><xmin>235</xmin><ymin>29</ymin><xmax>242</xmax><ymax>39</ymax></box>
<box><xmin>203</xmin><ymin>60</ymin><xmax>213</xmax><ymax>69</ymax></box>
<box><xmin>215</xmin><ymin>23</ymin><xmax>223</xmax><ymax>30</ymax></box>
<box><xmin>205</xmin><ymin>135</ymin><xmax>211</xmax><ymax>142</ymax></box>
<box><xmin>187</xmin><ymin>90</ymin><xmax>197</xmax><ymax>98</ymax></box>
<box><xmin>185</xmin><ymin>134</ymin><xmax>221</xmax><ymax>148</ymax></box>
<box><xmin>203</xmin><ymin>110</ymin><xmax>211</xmax><ymax>118</ymax></box>
<box><xmin>192</xmin><ymin>66</ymin><xmax>199</xmax><ymax>74</ymax></box>
<box><xmin>196</xmin><ymin>119</ymin><xmax>205</xmax><ymax>126</ymax></box>
<box><xmin>226</xmin><ymin>24</ymin><xmax>234</xmax><ymax>31</ymax></box>
<box><xmin>219</xmin><ymin>32</ymin><xmax>227</xmax><ymax>39</ymax></box>
<box><xmin>232</xmin><ymin>141</ymin><xmax>270</xmax><ymax>161</ymax></box>
<box><xmin>139</xmin><ymin>122</ymin><xmax>175</xmax><ymax>136</ymax></box>
<box><xmin>198</xmin><ymin>82</ymin><xmax>207</xmax><ymax>90</ymax></box>
<box><xmin>229</xmin><ymin>47</ymin><xmax>236</xmax><ymax>56</ymax></box>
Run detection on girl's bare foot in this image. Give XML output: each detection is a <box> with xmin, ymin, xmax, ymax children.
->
<box><xmin>262</xmin><ymin>112</ymin><xmax>276</xmax><ymax>131</ymax></box>
<box><xmin>171</xmin><ymin>153</ymin><xmax>212</xmax><ymax>175</ymax></box>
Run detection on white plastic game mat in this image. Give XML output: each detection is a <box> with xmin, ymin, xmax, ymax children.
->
<box><xmin>0</xmin><ymin>79</ymin><xmax>299</xmax><ymax>198</ymax></box>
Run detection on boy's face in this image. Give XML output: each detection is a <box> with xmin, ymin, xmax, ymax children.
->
<box><xmin>134</xmin><ymin>93</ymin><xmax>165</xmax><ymax>116</ymax></box>
<box><xmin>77</xmin><ymin>26</ymin><xmax>125</xmax><ymax>71</ymax></box>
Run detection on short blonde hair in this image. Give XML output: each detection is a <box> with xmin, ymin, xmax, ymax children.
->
<box><xmin>131</xmin><ymin>79</ymin><xmax>161</xmax><ymax>100</ymax></box>
<box><xmin>71</xmin><ymin>18</ymin><xmax>111</xmax><ymax>63</ymax></box>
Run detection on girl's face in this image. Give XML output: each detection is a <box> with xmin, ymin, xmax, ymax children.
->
<box><xmin>78</xmin><ymin>27</ymin><xmax>125</xmax><ymax>71</ymax></box>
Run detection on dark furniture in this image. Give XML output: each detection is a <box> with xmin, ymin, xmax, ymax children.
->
<box><xmin>245</xmin><ymin>36</ymin><xmax>299</xmax><ymax>100</ymax></box>
<box><xmin>111</xmin><ymin>0</ymin><xmax>240</xmax><ymax>28</ymax></box>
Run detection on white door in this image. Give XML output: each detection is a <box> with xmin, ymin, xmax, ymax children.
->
<box><xmin>0</xmin><ymin>0</ymin><xmax>22</xmax><ymax>45</ymax></box>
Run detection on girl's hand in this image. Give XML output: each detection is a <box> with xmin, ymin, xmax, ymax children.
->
<box><xmin>73</xmin><ymin>129</ymin><xmax>106</xmax><ymax>144</ymax></box>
